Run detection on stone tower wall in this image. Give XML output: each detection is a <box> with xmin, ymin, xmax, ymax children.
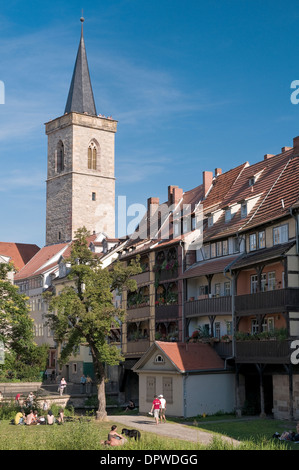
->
<box><xmin>45</xmin><ymin>113</ymin><xmax>117</xmax><ymax>245</ymax></box>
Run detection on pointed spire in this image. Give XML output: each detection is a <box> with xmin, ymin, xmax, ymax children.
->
<box><xmin>64</xmin><ymin>16</ymin><xmax>97</xmax><ymax>116</ymax></box>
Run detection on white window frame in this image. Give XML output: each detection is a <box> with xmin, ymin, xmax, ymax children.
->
<box><xmin>273</xmin><ymin>224</ymin><xmax>288</xmax><ymax>245</ymax></box>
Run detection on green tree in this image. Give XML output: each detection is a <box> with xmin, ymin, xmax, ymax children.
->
<box><xmin>0</xmin><ymin>262</ymin><xmax>48</xmax><ymax>380</ymax></box>
<box><xmin>45</xmin><ymin>227</ymin><xmax>141</xmax><ymax>420</ymax></box>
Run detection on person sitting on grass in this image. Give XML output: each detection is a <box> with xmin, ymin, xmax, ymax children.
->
<box><xmin>101</xmin><ymin>425</ymin><xmax>128</xmax><ymax>447</ymax></box>
<box><xmin>26</xmin><ymin>410</ymin><xmax>35</xmax><ymax>425</ymax></box>
<box><xmin>14</xmin><ymin>409</ymin><xmax>25</xmax><ymax>425</ymax></box>
<box><xmin>47</xmin><ymin>410</ymin><xmax>55</xmax><ymax>425</ymax></box>
<box><xmin>125</xmin><ymin>400</ymin><xmax>135</xmax><ymax>412</ymax></box>
<box><xmin>57</xmin><ymin>408</ymin><xmax>64</xmax><ymax>424</ymax></box>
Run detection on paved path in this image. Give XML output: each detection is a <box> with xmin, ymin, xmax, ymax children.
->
<box><xmin>108</xmin><ymin>414</ymin><xmax>240</xmax><ymax>447</ymax></box>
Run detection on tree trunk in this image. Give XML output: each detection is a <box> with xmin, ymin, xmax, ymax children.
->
<box><xmin>96</xmin><ymin>375</ymin><xmax>108</xmax><ymax>421</ymax></box>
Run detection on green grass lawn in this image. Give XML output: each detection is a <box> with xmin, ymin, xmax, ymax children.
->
<box><xmin>172</xmin><ymin>415</ymin><xmax>299</xmax><ymax>450</ymax></box>
<box><xmin>0</xmin><ymin>415</ymin><xmax>296</xmax><ymax>450</ymax></box>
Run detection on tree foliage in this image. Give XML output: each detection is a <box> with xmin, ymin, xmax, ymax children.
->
<box><xmin>45</xmin><ymin>227</ymin><xmax>141</xmax><ymax>420</ymax></box>
<box><xmin>0</xmin><ymin>262</ymin><xmax>48</xmax><ymax>381</ymax></box>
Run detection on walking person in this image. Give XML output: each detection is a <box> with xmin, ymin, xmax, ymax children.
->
<box><xmin>159</xmin><ymin>394</ymin><xmax>167</xmax><ymax>423</ymax></box>
<box><xmin>59</xmin><ymin>377</ymin><xmax>67</xmax><ymax>396</ymax></box>
<box><xmin>150</xmin><ymin>395</ymin><xmax>161</xmax><ymax>425</ymax></box>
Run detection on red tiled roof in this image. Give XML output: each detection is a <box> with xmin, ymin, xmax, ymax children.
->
<box><xmin>156</xmin><ymin>341</ymin><xmax>225</xmax><ymax>372</ymax></box>
<box><xmin>181</xmin><ymin>254</ymin><xmax>240</xmax><ymax>279</ymax></box>
<box><xmin>15</xmin><ymin>242</ymin><xmax>70</xmax><ymax>280</ymax></box>
<box><xmin>0</xmin><ymin>242</ymin><xmax>40</xmax><ymax>271</ymax></box>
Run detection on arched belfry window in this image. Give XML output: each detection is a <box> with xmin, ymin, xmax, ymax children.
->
<box><xmin>56</xmin><ymin>141</ymin><xmax>64</xmax><ymax>173</ymax></box>
<box><xmin>88</xmin><ymin>141</ymin><xmax>98</xmax><ymax>170</ymax></box>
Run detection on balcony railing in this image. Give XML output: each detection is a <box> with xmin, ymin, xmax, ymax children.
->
<box><xmin>126</xmin><ymin>305</ymin><xmax>151</xmax><ymax>320</ymax></box>
<box><xmin>155</xmin><ymin>304</ymin><xmax>179</xmax><ymax>321</ymax></box>
<box><xmin>185</xmin><ymin>296</ymin><xmax>232</xmax><ymax>317</ymax></box>
<box><xmin>125</xmin><ymin>339</ymin><xmax>150</xmax><ymax>355</ymax></box>
<box><xmin>235</xmin><ymin>288</ymin><xmax>299</xmax><ymax>314</ymax></box>
<box><xmin>235</xmin><ymin>339</ymin><xmax>291</xmax><ymax>364</ymax></box>
<box><xmin>131</xmin><ymin>270</ymin><xmax>150</xmax><ymax>285</ymax></box>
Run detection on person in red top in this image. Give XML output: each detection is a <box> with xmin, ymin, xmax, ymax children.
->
<box><xmin>150</xmin><ymin>395</ymin><xmax>161</xmax><ymax>425</ymax></box>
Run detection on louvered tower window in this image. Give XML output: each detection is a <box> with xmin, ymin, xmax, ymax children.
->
<box><xmin>88</xmin><ymin>142</ymin><xmax>97</xmax><ymax>170</ymax></box>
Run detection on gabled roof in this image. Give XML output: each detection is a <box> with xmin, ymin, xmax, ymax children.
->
<box><xmin>133</xmin><ymin>341</ymin><xmax>225</xmax><ymax>373</ymax></box>
<box><xmin>0</xmin><ymin>242</ymin><xmax>40</xmax><ymax>271</ymax></box>
<box><xmin>64</xmin><ymin>18</ymin><xmax>97</xmax><ymax>116</ymax></box>
<box><xmin>14</xmin><ymin>242</ymin><xmax>70</xmax><ymax>280</ymax></box>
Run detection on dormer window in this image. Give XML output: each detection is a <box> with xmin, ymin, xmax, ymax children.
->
<box><xmin>249</xmin><ymin>177</ymin><xmax>255</xmax><ymax>187</ymax></box>
<box><xmin>241</xmin><ymin>202</ymin><xmax>247</xmax><ymax>218</ymax></box>
<box><xmin>225</xmin><ymin>208</ymin><xmax>231</xmax><ymax>222</ymax></box>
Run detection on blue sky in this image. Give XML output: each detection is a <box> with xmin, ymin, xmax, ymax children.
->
<box><xmin>1</xmin><ymin>0</ymin><xmax>299</xmax><ymax>247</ymax></box>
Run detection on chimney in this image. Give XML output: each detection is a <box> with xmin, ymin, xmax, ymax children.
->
<box><xmin>147</xmin><ymin>197</ymin><xmax>160</xmax><ymax>238</ymax></box>
<box><xmin>293</xmin><ymin>136</ymin><xmax>299</xmax><ymax>155</ymax></box>
<box><xmin>215</xmin><ymin>168</ymin><xmax>222</xmax><ymax>177</ymax></box>
<box><xmin>203</xmin><ymin>171</ymin><xmax>213</xmax><ymax>196</ymax></box>
<box><xmin>264</xmin><ymin>154</ymin><xmax>274</xmax><ymax>160</ymax></box>
<box><xmin>168</xmin><ymin>185</ymin><xmax>183</xmax><ymax>206</ymax></box>
<box><xmin>281</xmin><ymin>146</ymin><xmax>292</xmax><ymax>153</ymax></box>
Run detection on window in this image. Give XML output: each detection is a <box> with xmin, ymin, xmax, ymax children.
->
<box><xmin>233</xmin><ymin>237</ymin><xmax>240</xmax><ymax>253</ymax></box>
<box><xmin>224</xmin><ymin>281</ymin><xmax>231</xmax><ymax>296</ymax></box>
<box><xmin>225</xmin><ymin>209</ymin><xmax>231</xmax><ymax>222</ymax></box>
<box><xmin>261</xmin><ymin>273</ymin><xmax>267</xmax><ymax>292</ymax></box>
<box><xmin>214</xmin><ymin>322</ymin><xmax>221</xmax><ymax>339</ymax></box>
<box><xmin>268</xmin><ymin>272</ymin><xmax>276</xmax><ymax>291</ymax></box>
<box><xmin>249</xmin><ymin>177</ymin><xmax>256</xmax><ymax>187</ymax></box>
<box><xmin>191</xmin><ymin>216</ymin><xmax>196</xmax><ymax>231</ymax></box>
<box><xmin>251</xmin><ymin>319</ymin><xmax>259</xmax><ymax>334</ymax></box>
<box><xmin>226</xmin><ymin>321</ymin><xmax>232</xmax><ymax>335</ymax></box>
<box><xmin>146</xmin><ymin>376</ymin><xmax>156</xmax><ymax>402</ymax></box>
<box><xmin>92</xmin><ymin>192</ymin><xmax>96</xmax><ymax>201</ymax></box>
<box><xmin>56</xmin><ymin>141</ymin><xmax>64</xmax><ymax>172</ymax></box>
<box><xmin>223</xmin><ymin>239</ymin><xmax>228</xmax><ymax>256</ymax></box>
<box><xmin>203</xmin><ymin>244</ymin><xmax>210</xmax><ymax>260</ymax></box>
<box><xmin>162</xmin><ymin>377</ymin><xmax>173</xmax><ymax>404</ymax></box>
<box><xmin>258</xmin><ymin>231</ymin><xmax>265</xmax><ymax>249</ymax></box>
<box><xmin>88</xmin><ymin>142</ymin><xmax>97</xmax><ymax>170</ymax></box>
<box><xmin>251</xmin><ymin>275</ymin><xmax>258</xmax><ymax>293</ymax></box>
<box><xmin>249</xmin><ymin>233</ymin><xmax>257</xmax><ymax>251</ymax></box>
<box><xmin>154</xmin><ymin>354</ymin><xmax>164</xmax><ymax>364</ymax></box>
<box><xmin>215</xmin><ymin>283</ymin><xmax>221</xmax><ymax>297</ymax></box>
<box><xmin>72</xmin><ymin>363</ymin><xmax>77</xmax><ymax>374</ymax></box>
<box><xmin>211</xmin><ymin>243</ymin><xmax>216</xmax><ymax>258</ymax></box>
<box><xmin>216</xmin><ymin>241</ymin><xmax>222</xmax><ymax>257</ymax></box>
<box><xmin>241</xmin><ymin>203</ymin><xmax>247</xmax><ymax>218</ymax></box>
<box><xmin>273</xmin><ymin>224</ymin><xmax>288</xmax><ymax>245</ymax></box>
<box><xmin>208</xmin><ymin>215</ymin><xmax>213</xmax><ymax>227</ymax></box>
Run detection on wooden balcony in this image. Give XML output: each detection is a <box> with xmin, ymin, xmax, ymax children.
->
<box><xmin>125</xmin><ymin>339</ymin><xmax>150</xmax><ymax>356</ymax></box>
<box><xmin>185</xmin><ymin>296</ymin><xmax>232</xmax><ymax>318</ymax></box>
<box><xmin>235</xmin><ymin>288</ymin><xmax>299</xmax><ymax>315</ymax></box>
<box><xmin>235</xmin><ymin>339</ymin><xmax>291</xmax><ymax>364</ymax></box>
<box><xmin>155</xmin><ymin>304</ymin><xmax>179</xmax><ymax>321</ymax></box>
<box><xmin>126</xmin><ymin>305</ymin><xmax>151</xmax><ymax>320</ymax></box>
<box><xmin>131</xmin><ymin>270</ymin><xmax>150</xmax><ymax>285</ymax></box>
<box><xmin>157</xmin><ymin>268</ymin><xmax>178</xmax><ymax>282</ymax></box>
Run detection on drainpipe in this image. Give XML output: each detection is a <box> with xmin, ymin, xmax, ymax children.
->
<box><xmin>223</xmin><ymin>267</ymin><xmax>235</xmax><ymax>369</ymax></box>
<box><xmin>180</xmin><ymin>240</ymin><xmax>185</xmax><ymax>342</ymax></box>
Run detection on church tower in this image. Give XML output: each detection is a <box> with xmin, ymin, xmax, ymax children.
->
<box><xmin>45</xmin><ymin>17</ymin><xmax>117</xmax><ymax>245</ymax></box>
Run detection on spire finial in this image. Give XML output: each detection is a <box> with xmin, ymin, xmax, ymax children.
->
<box><xmin>80</xmin><ymin>10</ymin><xmax>84</xmax><ymax>36</ymax></box>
